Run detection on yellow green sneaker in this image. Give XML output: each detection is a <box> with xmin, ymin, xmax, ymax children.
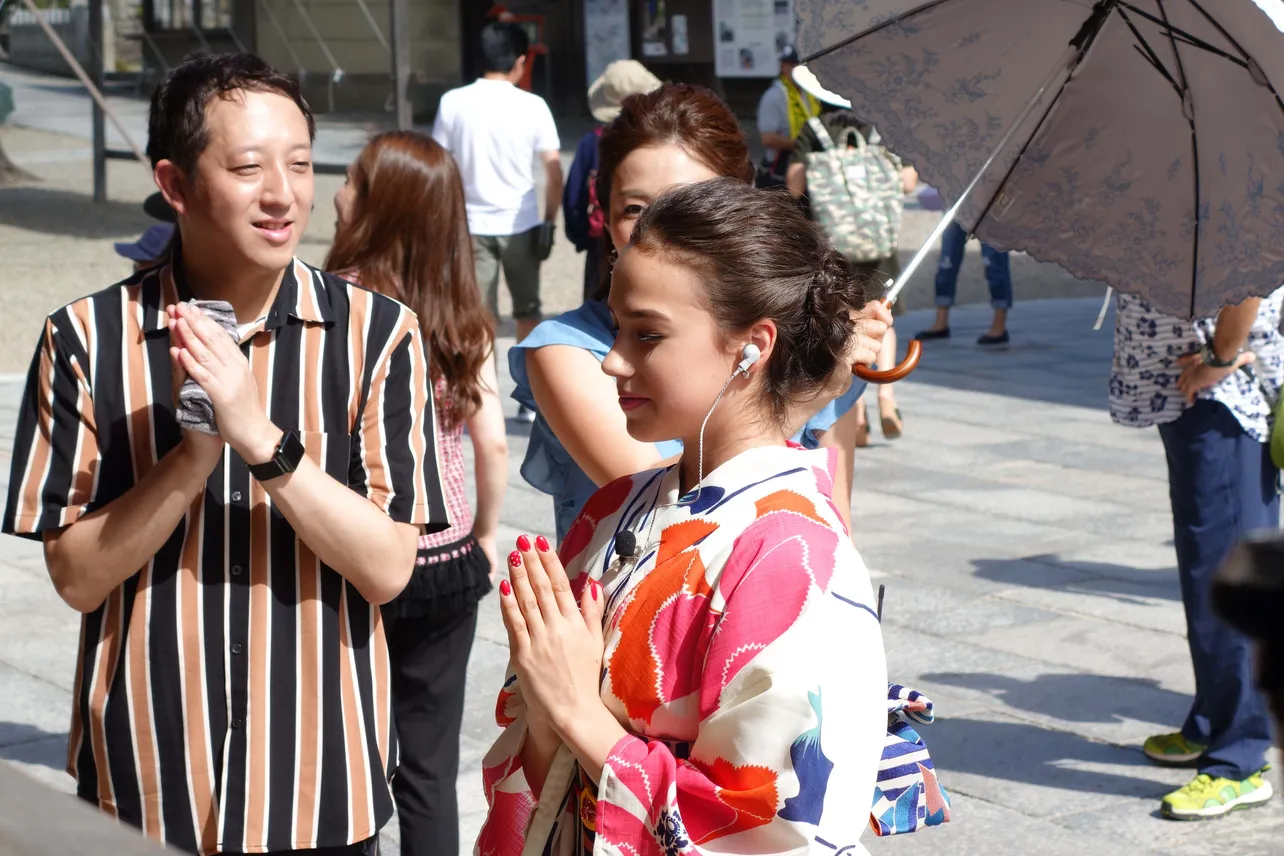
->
<box><xmin>1161</xmin><ymin>769</ymin><xmax>1274</xmax><ymax>820</ymax></box>
<box><xmin>1143</xmin><ymin>732</ymin><xmax>1206</xmax><ymax>767</ymax></box>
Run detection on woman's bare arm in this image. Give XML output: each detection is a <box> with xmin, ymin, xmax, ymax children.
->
<box><xmin>526</xmin><ymin>345</ymin><xmax>666</xmax><ymax>486</ymax></box>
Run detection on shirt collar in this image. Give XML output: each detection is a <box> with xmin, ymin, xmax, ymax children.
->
<box><xmin>143</xmin><ymin>252</ymin><xmax>333</xmax><ymax>333</ymax></box>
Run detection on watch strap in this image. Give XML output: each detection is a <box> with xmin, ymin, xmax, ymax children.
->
<box><xmin>1202</xmin><ymin>343</ymin><xmax>1238</xmax><ymax>369</ymax></box>
<box><xmin>248</xmin><ymin>430</ymin><xmax>304</xmax><ymax>482</ymax></box>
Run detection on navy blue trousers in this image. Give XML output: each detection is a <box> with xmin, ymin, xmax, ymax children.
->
<box><xmin>1158</xmin><ymin>399</ymin><xmax>1278</xmax><ymax>779</ymax></box>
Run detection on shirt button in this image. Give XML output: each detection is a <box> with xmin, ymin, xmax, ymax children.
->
<box><xmin>231</xmin><ymin>491</ymin><xmax>243</xmax><ymax>502</ymax></box>
<box><xmin>231</xmin><ymin>643</ymin><xmax>243</xmax><ymax>655</ymax></box>
<box><xmin>231</xmin><ymin>718</ymin><xmax>243</xmax><ymax>730</ymax></box>
<box><xmin>231</xmin><ymin>565</ymin><xmax>242</xmax><ymax>576</ymax></box>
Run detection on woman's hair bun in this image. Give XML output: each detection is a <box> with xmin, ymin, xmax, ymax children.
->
<box><xmin>801</xmin><ymin>249</ymin><xmax>863</xmax><ymax>385</ymax></box>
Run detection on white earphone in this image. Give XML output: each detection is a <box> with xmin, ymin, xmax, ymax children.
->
<box><xmin>734</xmin><ymin>343</ymin><xmax>762</xmax><ymax>377</ymax></box>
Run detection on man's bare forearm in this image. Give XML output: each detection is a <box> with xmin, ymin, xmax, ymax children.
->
<box><xmin>260</xmin><ymin>453</ymin><xmax>418</xmax><ymax>605</ymax></box>
<box><xmin>44</xmin><ymin>438</ymin><xmax>219</xmax><ymax>613</ymax></box>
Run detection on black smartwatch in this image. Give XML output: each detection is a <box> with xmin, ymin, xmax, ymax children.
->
<box><xmin>247</xmin><ymin>430</ymin><xmax>304</xmax><ymax>482</ymax></box>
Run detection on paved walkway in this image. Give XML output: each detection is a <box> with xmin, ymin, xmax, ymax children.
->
<box><xmin>2</xmin><ymin>297</ymin><xmax>1281</xmax><ymax>854</ymax></box>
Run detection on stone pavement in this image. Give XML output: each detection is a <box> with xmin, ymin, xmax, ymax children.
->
<box><xmin>2</xmin><ymin>297</ymin><xmax>1282</xmax><ymax>854</ymax></box>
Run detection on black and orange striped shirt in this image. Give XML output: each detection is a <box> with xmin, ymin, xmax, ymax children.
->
<box><xmin>1</xmin><ymin>256</ymin><xmax>449</xmax><ymax>855</ymax></box>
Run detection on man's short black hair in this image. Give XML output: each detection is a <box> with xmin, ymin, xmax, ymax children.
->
<box><xmin>147</xmin><ymin>51</ymin><xmax>316</xmax><ymax>175</ymax></box>
<box><xmin>479</xmin><ymin>21</ymin><xmax>529</xmax><ymax>75</ymax></box>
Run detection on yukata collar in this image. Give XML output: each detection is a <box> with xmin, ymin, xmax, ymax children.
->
<box><xmin>653</xmin><ymin>443</ymin><xmax>837</xmax><ymax>512</ymax></box>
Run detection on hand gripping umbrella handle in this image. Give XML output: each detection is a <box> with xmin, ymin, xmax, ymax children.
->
<box><xmin>854</xmin><ymin>297</ymin><xmax>922</xmax><ymax>383</ymax></box>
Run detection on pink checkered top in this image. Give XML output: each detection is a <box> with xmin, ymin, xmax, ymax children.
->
<box><xmin>421</xmin><ymin>376</ymin><xmax>474</xmax><ymax>553</ymax></box>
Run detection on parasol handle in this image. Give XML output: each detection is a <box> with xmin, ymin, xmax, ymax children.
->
<box><xmin>854</xmin><ymin>296</ymin><xmax>922</xmax><ymax>383</ymax></box>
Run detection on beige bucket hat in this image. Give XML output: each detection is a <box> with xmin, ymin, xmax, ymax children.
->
<box><xmin>588</xmin><ymin>60</ymin><xmax>662</xmax><ymax>123</ymax></box>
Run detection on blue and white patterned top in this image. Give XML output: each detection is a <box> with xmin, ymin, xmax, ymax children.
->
<box><xmin>1110</xmin><ymin>289</ymin><xmax>1284</xmax><ymax>441</ymax></box>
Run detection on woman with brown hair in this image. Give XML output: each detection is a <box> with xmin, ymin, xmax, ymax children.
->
<box><xmin>325</xmin><ymin>130</ymin><xmax>508</xmax><ymax>856</ymax></box>
<box><xmin>509</xmin><ymin>83</ymin><xmax>891</xmax><ymax>545</ymax></box>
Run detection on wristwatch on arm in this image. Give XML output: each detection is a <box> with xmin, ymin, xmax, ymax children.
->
<box><xmin>248</xmin><ymin>430</ymin><xmax>305</xmax><ymax>482</ymax></box>
<box><xmin>1201</xmin><ymin>343</ymin><xmax>1239</xmax><ymax>369</ymax></box>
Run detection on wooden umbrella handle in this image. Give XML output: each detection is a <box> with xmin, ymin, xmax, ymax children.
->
<box><xmin>853</xmin><ymin>298</ymin><xmax>922</xmax><ymax>383</ymax></box>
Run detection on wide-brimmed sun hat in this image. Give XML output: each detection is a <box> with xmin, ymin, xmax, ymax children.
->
<box><xmin>588</xmin><ymin>60</ymin><xmax>662</xmax><ymax>123</ymax></box>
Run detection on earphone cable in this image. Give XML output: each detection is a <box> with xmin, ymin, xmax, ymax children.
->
<box><xmin>688</xmin><ymin>368</ymin><xmax>739</xmax><ymax>510</ymax></box>
<box><xmin>637</xmin><ymin>362</ymin><xmax>746</xmax><ymax>557</ymax></box>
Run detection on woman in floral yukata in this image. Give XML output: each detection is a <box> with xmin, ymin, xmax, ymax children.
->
<box><xmin>477</xmin><ymin>177</ymin><xmax>889</xmax><ymax>856</ymax></box>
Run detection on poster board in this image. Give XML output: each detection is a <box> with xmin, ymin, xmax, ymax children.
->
<box><xmin>713</xmin><ymin>0</ymin><xmax>794</xmax><ymax>78</ymax></box>
<box><xmin>584</xmin><ymin>0</ymin><xmax>631</xmax><ymax>85</ymax></box>
<box><xmin>640</xmin><ymin>0</ymin><xmax>667</xmax><ymax>56</ymax></box>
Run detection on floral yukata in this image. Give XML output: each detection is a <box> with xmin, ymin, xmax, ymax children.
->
<box><xmin>478</xmin><ymin>444</ymin><xmax>888</xmax><ymax>855</ymax></box>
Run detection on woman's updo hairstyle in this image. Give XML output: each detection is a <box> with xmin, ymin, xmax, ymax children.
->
<box><xmin>596</xmin><ymin>82</ymin><xmax>753</xmax><ymax>226</ymax></box>
<box><xmin>630</xmin><ymin>177</ymin><xmax>870</xmax><ymax>425</ymax></box>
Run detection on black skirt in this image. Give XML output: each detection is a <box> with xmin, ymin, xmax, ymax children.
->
<box><xmin>386</xmin><ymin>533</ymin><xmax>494</xmax><ymax>619</ymax></box>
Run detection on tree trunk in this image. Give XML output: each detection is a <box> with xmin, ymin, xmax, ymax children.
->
<box><xmin>0</xmin><ymin>136</ymin><xmax>36</xmax><ymax>186</ymax></box>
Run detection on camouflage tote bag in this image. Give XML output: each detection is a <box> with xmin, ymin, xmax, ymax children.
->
<box><xmin>804</xmin><ymin>117</ymin><xmax>904</xmax><ymax>263</ymax></box>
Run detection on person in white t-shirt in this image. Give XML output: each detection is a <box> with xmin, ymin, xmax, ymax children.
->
<box><xmin>432</xmin><ymin>21</ymin><xmax>563</xmax><ymax>374</ymax></box>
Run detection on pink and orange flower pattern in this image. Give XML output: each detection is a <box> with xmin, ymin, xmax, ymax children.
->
<box><xmin>478</xmin><ymin>445</ymin><xmax>888</xmax><ymax>855</ymax></box>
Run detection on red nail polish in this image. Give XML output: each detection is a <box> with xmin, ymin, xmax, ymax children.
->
<box><xmin>508</xmin><ymin>550</ymin><xmax>522</xmax><ymax>568</ymax></box>
<box><xmin>535</xmin><ymin>535</ymin><xmax>551</xmax><ymax>552</ymax></box>
<box><xmin>591</xmin><ymin>581</ymin><xmax>599</xmax><ymax>601</ymax></box>
<box><xmin>516</xmin><ymin>534</ymin><xmax>531</xmax><ymax>552</ymax></box>
<box><xmin>500</xmin><ymin>579</ymin><xmax>512</xmax><ymax>596</ymax></box>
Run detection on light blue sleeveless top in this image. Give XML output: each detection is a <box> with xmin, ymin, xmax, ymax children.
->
<box><xmin>510</xmin><ymin>300</ymin><xmax>865</xmax><ymax>540</ymax></box>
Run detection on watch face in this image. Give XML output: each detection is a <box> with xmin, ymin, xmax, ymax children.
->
<box><xmin>278</xmin><ymin>430</ymin><xmax>305</xmax><ymax>473</ymax></box>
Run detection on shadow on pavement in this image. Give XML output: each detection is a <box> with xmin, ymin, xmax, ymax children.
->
<box><xmin>925</xmin><ymin>716</ymin><xmax>1170</xmax><ymax>799</ymax></box>
<box><xmin>973</xmin><ymin>554</ymin><xmax>1180</xmax><ymax>603</ymax></box>
<box><xmin>0</xmin><ymin>722</ymin><xmax>67</xmax><ymax>770</ymax></box>
<box><xmin>0</xmin><ymin>186</ymin><xmax>152</xmax><ymax>239</ymax></box>
<box><xmin>894</xmin><ymin>298</ymin><xmax>1117</xmax><ymax>411</ymax></box>
<box><xmin>920</xmin><ymin>672</ymin><xmax>1189</xmax><ymax>728</ymax></box>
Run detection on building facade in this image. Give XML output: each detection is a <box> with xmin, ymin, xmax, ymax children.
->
<box><xmin>125</xmin><ymin>0</ymin><xmax>791</xmax><ymax>120</ymax></box>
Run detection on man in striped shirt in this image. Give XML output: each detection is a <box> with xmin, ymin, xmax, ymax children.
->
<box><xmin>1</xmin><ymin>53</ymin><xmax>449</xmax><ymax>855</ymax></box>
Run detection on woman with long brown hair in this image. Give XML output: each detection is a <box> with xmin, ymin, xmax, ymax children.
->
<box><xmin>325</xmin><ymin>130</ymin><xmax>508</xmax><ymax>856</ymax></box>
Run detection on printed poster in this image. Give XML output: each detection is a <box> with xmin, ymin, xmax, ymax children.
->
<box><xmin>671</xmin><ymin>14</ymin><xmax>688</xmax><ymax>55</ymax></box>
<box><xmin>641</xmin><ymin>0</ymin><xmax>667</xmax><ymax>57</ymax></box>
<box><xmin>584</xmin><ymin>0</ymin><xmax>631</xmax><ymax>85</ymax></box>
<box><xmin>714</xmin><ymin>0</ymin><xmax>795</xmax><ymax>77</ymax></box>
